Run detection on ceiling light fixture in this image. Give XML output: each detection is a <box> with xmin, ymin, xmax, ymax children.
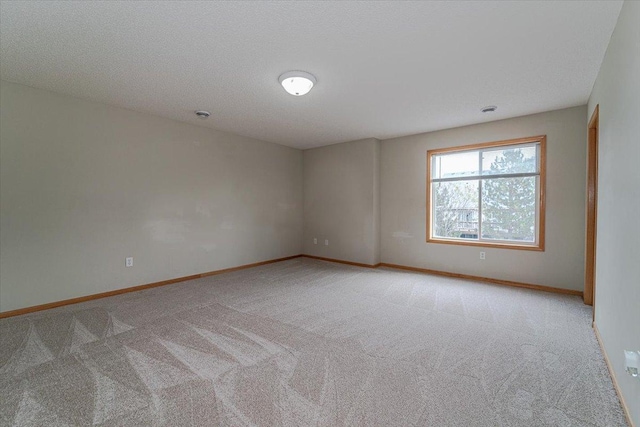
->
<box><xmin>279</xmin><ymin>71</ymin><xmax>316</xmax><ymax>96</ymax></box>
<box><xmin>195</xmin><ymin>110</ymin><xmax>211</xmax><ymax>119</ymax></box>
<box><xmin>481</xmin><ymin>105</ymin><xmax>498</xmax><ymax>113</ymax></box>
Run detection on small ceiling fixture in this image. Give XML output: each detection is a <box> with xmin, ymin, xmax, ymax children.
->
<box><xmin>279</xmin><ymin>71</ymin><xmax>316</xmax><ymax>96</ymax></box>
<box><xmin>481</xmin><ymin>105</ymin><xmax>498</xmax><ymax>113</ymax></box>
<box><xmin>195</xmin><ymin>110</ymin><xmax>211</xmax><ymax>119</ymax></box>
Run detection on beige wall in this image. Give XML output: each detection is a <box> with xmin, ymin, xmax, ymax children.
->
<box><xmin>589</xmin><ymin>1</ymin><xmax>640</xmax><ymax>423</ymax></box>
<box><xmin>303</xmin><ymin>138</ymin><xmax>380</xmax><ymax>265</ymax></box>
<box><xmin>0</xmin><ymin>80</ymin><xmax>303</xmax><ymax>312</ymax></box>
<box><xmin>381</xmin><ymin>106</ymin><xmax>587</xmax><ymax>291</ymax></box>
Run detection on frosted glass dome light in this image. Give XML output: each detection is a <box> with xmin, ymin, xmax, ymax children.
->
<box><xmin>279</xmin><ymin>71</ymin><xmax>316</xmax><ymax>96</ymax></box>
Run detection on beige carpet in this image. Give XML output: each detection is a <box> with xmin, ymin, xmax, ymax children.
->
<box><xmin>0</xmin><ymin>258</ymin><xmax>627</xmax><ymax>426</ymax></box>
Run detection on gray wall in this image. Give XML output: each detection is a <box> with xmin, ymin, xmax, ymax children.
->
<box><xmin>303</xmin><ymin>138</ymin><xmax>380</xmax><ymax>265</ymax></box>
<box><xmin>589</xmin><ymin>0</ymin><xmax>640</xmax><ymax>423</ymax></box>
<box><xmin>380</xmin><ymin>106</ymin><xmax>587</xmax><ymax>291</ymax></box>
<box><xmin>0</xmin><ymin>80</ymin><xmax>303</xmax><ymax>312</ymax></box>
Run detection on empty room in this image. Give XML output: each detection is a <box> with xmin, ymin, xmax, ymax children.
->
<box><xmin>1</xmin><ymin>1</ymin><xmax>638</xmax><ymax>426</ymax></box>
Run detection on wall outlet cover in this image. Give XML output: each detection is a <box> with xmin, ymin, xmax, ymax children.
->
<box><xmin>625</xmin><ymin>350</ymin><xmax>639</xmax><ymax>378</ymax></box>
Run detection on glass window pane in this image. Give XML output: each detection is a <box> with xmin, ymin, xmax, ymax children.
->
<box><xmin>481</xmin><ymin>176</ymin><xmax>536</xmax><ymax>242</ymax></box>
<box><xmin>432</xmin><ymin>180</ymin><xmax>479</xmax><ymax>239</ymax></box>
<box><xmin>481</xmin><ymin>145</ymin><xmax>537</xmax><ymax>175</ymax></box>
<box><xmin>432</xmin><ymin>151</ymin><xmax>479</xmax><ymax>179</ymax></box>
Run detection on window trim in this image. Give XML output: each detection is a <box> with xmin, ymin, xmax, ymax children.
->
<box><xmin>426</xmin><ymin>135</ymin><xmax>546</xmax><ymax>251</ymax></box>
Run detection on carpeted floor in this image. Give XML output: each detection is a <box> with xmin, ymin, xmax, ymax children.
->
<box><xmin>0</xmin><ymin>258</ymin><xmax>627</xmax><ymax>426</ymax></box>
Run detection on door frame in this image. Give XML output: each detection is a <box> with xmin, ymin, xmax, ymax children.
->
<box><xmin>584</xmin><ymin>105</ymin><xmax>599</xmax><ymax>306</ymax></box>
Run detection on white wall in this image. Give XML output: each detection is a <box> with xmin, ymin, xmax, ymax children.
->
<box><xmin>0</xmin><ymin>80</ymin><xmax>303</xmax><ymax>312</ymax></box>
<box><xmin>381</xmin><ymin>106</ymin><xmax>587</xmax><ymax>291</ymax></box>
<box><xmin>303</xmin><ymin>138</ymin><xmax>380</xmax><ymax>265</ymax></box>
<box><xmin>589</xmin><ymin>0</ymin><xmax>640</xmax><ymax>423</ymax></box>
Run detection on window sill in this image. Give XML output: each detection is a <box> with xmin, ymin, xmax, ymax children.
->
<box><xmin>426</xmin><ymin>237</ymin><xmax>544</xmax><ymax>251</ymax></box>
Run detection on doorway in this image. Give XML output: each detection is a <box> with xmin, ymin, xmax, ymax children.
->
<box><xmin>584</xmin><ymin>105</ymin><xmax>599</xmax><ymax>306</ymax></box>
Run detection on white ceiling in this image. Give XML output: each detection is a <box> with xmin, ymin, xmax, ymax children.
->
<box><xmin>0</xmin><ymin>1</ymin><xmax>623</xmax><ymax>149</ymax></box>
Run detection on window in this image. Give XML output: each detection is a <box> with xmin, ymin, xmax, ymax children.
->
<box><xmin>427</xmin><ymin>136</ymin><xmax>546</xmax><ymax>250</ymax></box>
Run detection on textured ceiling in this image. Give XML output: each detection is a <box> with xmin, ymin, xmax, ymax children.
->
<box><xmin>0</xmin><ymin>1</ymin><xmax>623</xmax><ymax>149</ymax></box>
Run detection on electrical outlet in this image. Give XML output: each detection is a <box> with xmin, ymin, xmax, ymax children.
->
<box><xmin>479</xmin><ymin>251</ymin><xmax>486</xmax><ymax>260</ymax></box>
<box><xmin>625</xmin><ymin>350</ymin><xmax>639</xmax><ymax>378</ymax></box>
<box><xmin>313</xmin><ymin>238</ymin><xmax>317</xmax><ymax>244</ymax></box>
<box><xmin>125</xmin><ymin>257</ymin><xmax>134</xmax><ymax>267</ymax></box>
<box><xmin>324</xmin><ymin>239</ymin><xmax>329</xmax><ymax>246</ymax></box>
